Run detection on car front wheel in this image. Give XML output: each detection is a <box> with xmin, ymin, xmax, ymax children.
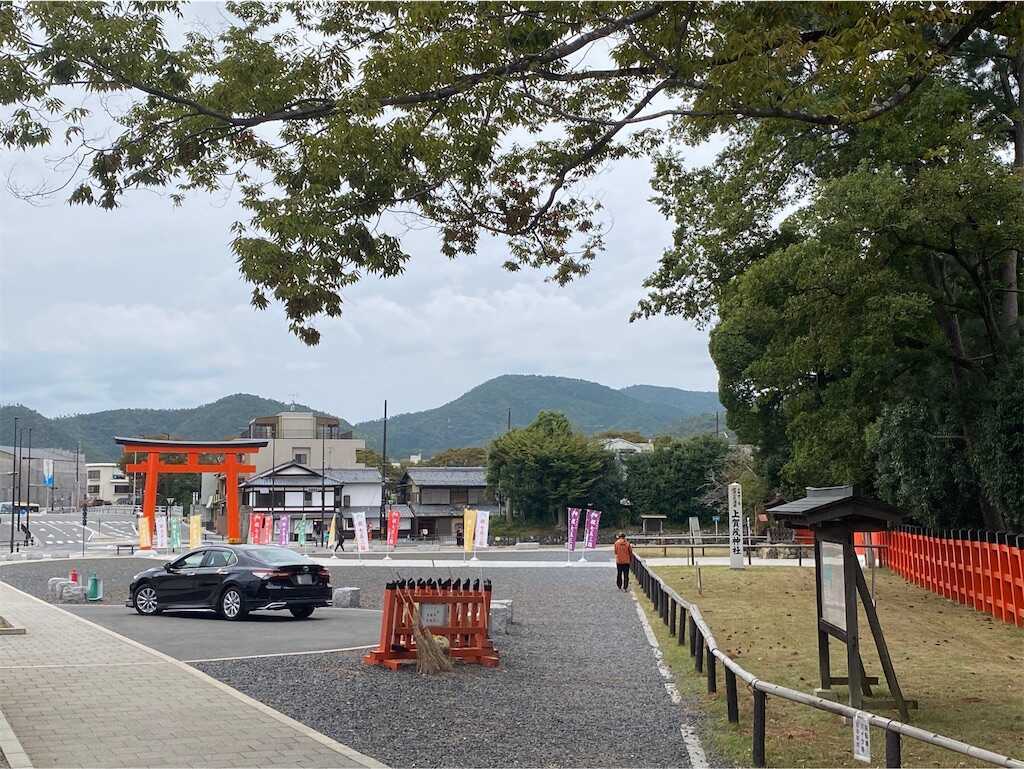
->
<box><xmin>133</xmin><ymin>585</ymin><xmax>160</xmax><ymax>616</ymax></box>
<box><xmin>289</xmin><ymin>606</ymin><xmax>315</xmax><ymax>619</ymax></box>
<box><xmin>219</xmin><ymin>587</ymin><xmax>247</xmax><ymax>621</ymax></box>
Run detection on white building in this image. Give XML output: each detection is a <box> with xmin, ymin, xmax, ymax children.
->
<box><xmin>238</xmin><ymin>461</ymin><xmax>410</xmax><ymax>542</ymax></box>
<box><xmin>85</xmin><ymin>462</ymin><xmax>133</xmax><ymax>504</ymax></box>
<box><xmin>600</xmin><ymin>437</ymin><xmax>655</xmax><ymax>457</ymax></box>
<box><xmin>243</xmin><ymin>411</ymin><xmax>365</xmax><ymax>473</ymax></box>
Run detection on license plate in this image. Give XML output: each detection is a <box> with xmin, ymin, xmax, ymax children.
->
<box><xmin>296</xmin><ymin>574</ymin><xmax>312</xmax><ymax>585</ymax></box>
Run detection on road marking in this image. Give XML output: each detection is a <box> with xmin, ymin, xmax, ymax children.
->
<box><xmin>183</xmin><ymin>644</ymin><xmax>376</xmax><ymax>663</ymax></box>
<box><xmin>631</xmin><ymin>588</ymin><xmax>709</xmax><ymax>769</ymax></box>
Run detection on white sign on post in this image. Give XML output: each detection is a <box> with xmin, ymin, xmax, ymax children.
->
<box><xmin>728</xmin><ymin>482</ymin><xmax>744</xmax><ymax>569</ymax></box>
<box><xmin>688</xmin><ymin>516</ymin><xmax>703</xmax><ymax>545</ymax></box>
<box><xmin>853</xmin><ymin>711</ymin><xmax>871</xmax><ymax>763</ymax></box>
<box><xmin>474</xmin><ymin>509</ymin><xmax>490</xmax><ymax>549</ymax></box>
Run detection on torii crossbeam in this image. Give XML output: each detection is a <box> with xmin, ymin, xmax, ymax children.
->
<box><xmin>115</xmin><ymin>437</ymin><xmax>268</xmax><ymax>545</ymax></box>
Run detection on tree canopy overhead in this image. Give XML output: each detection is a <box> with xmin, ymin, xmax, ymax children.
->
<box><xmin>2</xmin><ymin>2</ymin><xmax>1016</xmax><ymax>343</ymax></box>
<box><xmin>3</xmin><ymin>2</ymin><xmax>1021</xmax><ymax>527</ymax></box>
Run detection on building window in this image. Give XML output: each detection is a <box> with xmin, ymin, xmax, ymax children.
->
<box><xmin>87</xmin><ymin>470</ymin><xmax>100</xmax><ymax>481</ymax></box>
<box><xmin>468</xmin><ymin>487</ymin><xmax>484</xmax><ymax>504</ymax></box>
<box><xmin>293</xmin><ymin>448</ymin><xmax>310</xmax><ymax>465</ymax></box>
<box><xmin>421</xmin><ymin>487</ymin><xmax>450</xmax><ymax>505</ymax></box>
<box><xmin>303</xmin><ymin>490</ymin><xmax>313</xmax><ymax>504</ymax></box>
<box><xmin>113</xmin><ymin>484</ymin><xmax>131</xmax><ymax>495</ymax></box>
<box><xmin>87</xmin><ymin>485</ymin><xmax>100</xmax><ymax>495</ymax></box>
<box><xmin>343</xmin><ymin>494</ymin><xmax>351</xmax><ymax>508</ymax></box>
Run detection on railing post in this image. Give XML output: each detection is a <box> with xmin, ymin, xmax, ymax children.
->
<box><xmin>725</xmin><ymin>668</ymin><xmax>739</xmax><ymax>723</ymax></box>
<box><xmin>885</xmin><ymin>729</ymin><xmax>901</xmax><ymax>768</ymax></box>
<box><xmin>695</xmin><ymin>629</ymin><xmax>704</xmax><ymax>673</ymax></box>
<box><xmin>752</xmin><ymin>689</ymin><xmax>766</xmax><ymax>767</ymax></box>
<box><xmin>689</xmin><ymin>616</ymin><xmax>697</xmax><ymax>656</ymax></box>
<box><xmin>707</xmin><ymin>645</ymin><xmax>717</xmax><ymax>693</ymax></box>
<box><xmin>670</xmin><ymin>599</ymin><xmax>677</xmax><ymax>636</ymax></box>
<box><xmin>678</xmin><ymin>607</ymin><xmax>686</xmax><ymax>645</ymax></box>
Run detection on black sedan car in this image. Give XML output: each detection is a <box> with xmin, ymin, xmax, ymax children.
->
<box><xmin>128</xmin><ymin>545</ymin><xmax>331</xmax><ymax>620</ymax></box>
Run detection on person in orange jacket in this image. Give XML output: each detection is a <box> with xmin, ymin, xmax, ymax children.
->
<box><xmin>614</xmin><ymin>532</ymin><xmax>632</xmax><ymax>591</ymax></box>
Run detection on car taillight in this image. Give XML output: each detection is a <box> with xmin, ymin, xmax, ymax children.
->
<box><xmin>318</xmin><ymin>567</ymin><xmax>331</xmax><ymax>583</ymax></box>
<box><xmin>253</xmin><ymin>569</ymin><xmax>290</xmax><ymax>579</ymax></box>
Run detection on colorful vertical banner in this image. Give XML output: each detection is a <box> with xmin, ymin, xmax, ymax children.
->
<box><xmin>566</xmin><ymin>507</ymin><xmax>582</xmax><ymax>552</ymax></box>
<box><xmin>139</xmin><ymin>518</ymin><xmax>153</xmax><ymax>550</ymax></box>
<box><xmin>327</xmin><ymin>513</ymin><xmax>338</xmax><ymax>550</ymax></box>
<box><xmin>169</xmin><ymin>515</ymin><xmax>181</xmax><ymax>550</ymax></box>
<box><xmin>584</xmin><ymin>508</ymin><xmax>602</xmax><ymax>549</ymax></box>
<box><xmin>295</xmin><ymin>516</ymin><xmax>307</xmax><ymax>545</ymax></box>
<box><xmin>352</xmin><ymin>511</ymin><xmax>370</xmax><ymax>553</ymax></box>
<box><xmin>155</xmin><ymin>517</ymin><xmax>168</xmax><ymax>549</ymax></box>
<box><xmin>189</xmin><ymin>514</ymin><xmax>202</xmax><ymax>549</ymax></box>
<box><xmin>463</xmin><ymin>508</ymin><xmax>477</xmax><ymax>555</ymax></box>
<box><xmin>386</xmin><ymin>508</ymin><xmax>401</xmax><ymax>548</ymax></box>
<box><xmin>278</xmin><ymin>514</ymin><xmax>290</xmax><ymax>546</ymax></box>
<box><xmin>262</xmin><ymin>514</ymin><xmax>273</xmax><ymax>544</ymax></box>
<box><xmin>474</xmin><ymin>509</ymin><xmax>490</xmax><ymax>549</ymax></box>
<box><xmin>42</xmin><ymin>459</ymin><xmax>54</xmax><ymax>487</ymax></box>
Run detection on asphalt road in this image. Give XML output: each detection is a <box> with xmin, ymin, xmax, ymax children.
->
<box><xmin>60</xmin><ymin>604</ymin><xmax>381</xmax><ymax>662</ymax></box>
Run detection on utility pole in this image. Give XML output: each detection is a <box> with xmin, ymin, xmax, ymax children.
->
<box><xmin>321</xmin><ymin>419</ymin><xmax>326</xmax><ymax>548</ymax></box>
<box><xmin>380</xmin><ymin>400</ymin><xmax>388</xmax><ymax>534</ymax></box>
<box><xmin>8</xmin><ymin>416</ymin><xmax>17</xmax><ymax>553</ymax></box>
<box><xmin>75</xmin><ymin>440</ymin><xmax>80</xmax><ymax>511</ymax></box>
<box><xmin>23</xmin><ymin>428</ymin><xmax>32</xmax><ymax>545</ymax></box>
<box><xmin>507</xmin><ymin>407</ymin><xmax>511</xmax><ymax>433</ymax></box>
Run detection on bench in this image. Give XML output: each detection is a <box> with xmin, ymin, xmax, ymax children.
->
<box><xmin>114</xmin><ymin>542</ymin><xmax>136</xmax><ymax>555</ymax></box>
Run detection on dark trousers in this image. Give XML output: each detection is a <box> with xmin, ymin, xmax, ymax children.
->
<box><xmin>334</xmin><ymin>537</ymin><xmax>345</xmax><ymax>552</ymax></box>
<box><xmin>616</xmin><ymin>563</ymin><xmax>630</xmax><ymax>590</ymax></box>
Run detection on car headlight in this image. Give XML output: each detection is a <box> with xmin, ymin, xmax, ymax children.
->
<box><xmin>132</xmin><ymin>572</ymin><xmax>146</xmax><ymax>581</ymax></box>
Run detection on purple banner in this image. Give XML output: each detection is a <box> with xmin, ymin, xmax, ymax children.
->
<box><xmin>277</xmin><ymin>514</ymin><xmax>290</xmax><ymax>546</ymax></box>
<box><xmin>567</xmin><ymin>507</ymin><xmax>582</xmax><ymax>552</ymax></box>
<box><xmin>584</xmin><ymin>508</ymin><xmax>602</xmax><ymax>550</ymax></box>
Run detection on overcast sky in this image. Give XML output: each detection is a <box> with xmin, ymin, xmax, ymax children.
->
<box><xmin>0</xmin><ymin>12</ymin><xmax>720</xmax><ymax>425</ymax></box>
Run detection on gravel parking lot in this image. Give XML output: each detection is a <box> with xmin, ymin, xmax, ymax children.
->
<box><xmin>199</xmin><ymin>565</ymin><xmax>708</xmax><ymax>768</ymax></box>
<box><xmin>2</xmin><ymin>557</ymin><xmax>715</xmax><ymax>768</ymax></box>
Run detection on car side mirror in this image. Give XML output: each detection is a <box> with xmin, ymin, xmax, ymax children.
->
<box><xmin>164</xmin><ymin>563</ymin><xmax>174</xmax><ymax>572</ymax></box>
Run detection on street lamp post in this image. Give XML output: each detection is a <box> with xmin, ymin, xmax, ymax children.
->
<box><xmin>8</xmin><ymin>417</ymin><xmax>17</xmax><ymax>553</ymax></box>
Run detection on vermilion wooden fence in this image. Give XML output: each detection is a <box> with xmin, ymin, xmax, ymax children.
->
<box><xmin>875</xmin><ymin>527</ymin><xmax>1024</xmax><ymax>628</ymax></box>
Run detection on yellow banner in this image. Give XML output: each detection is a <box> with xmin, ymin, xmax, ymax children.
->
<box><xmin>139</xmin><ymin>518</ymin><xmax>152</xmax><ymax>550</ymax></box>
<box><xmin>189</xmin><ymin>514</ymin><xmax>202</xmax><ymax>549</ymax></box>
<box><xmin>463</xmin><ymin>508</ymin><xmax>477</xmax><ymax>554</ymax></box>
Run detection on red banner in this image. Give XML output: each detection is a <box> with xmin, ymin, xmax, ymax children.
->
<box><xmin>387</xmin><ymin>508</ymin><xmax>401</xmax><ymax>548</ymax></box>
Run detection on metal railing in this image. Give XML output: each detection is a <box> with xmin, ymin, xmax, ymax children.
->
<box><xmin>631</xmin><ymin>554</ymin><xmax>1023</xmax><ymax>768</ymax></box>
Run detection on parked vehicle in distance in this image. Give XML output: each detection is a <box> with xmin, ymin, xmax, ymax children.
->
<box><xmin>128</xmin><ymin>545</ymin><xmax>331</xmax><ymax>620</ymax></box>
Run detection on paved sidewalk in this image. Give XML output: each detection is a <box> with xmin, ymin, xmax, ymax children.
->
<box><xmin>0</xmin><ymin>582</ymin><xmax>385</xmax><ymax>768</ymax></box>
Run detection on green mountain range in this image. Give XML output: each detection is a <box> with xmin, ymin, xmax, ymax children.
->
<box><xmin>1</xmin><ymin>375</ymin><xmax>721</xmax><ymax>461</ymax></box>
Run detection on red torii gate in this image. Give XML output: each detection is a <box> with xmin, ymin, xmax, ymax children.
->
<box><xmin>115</xmin><ymin>437</ymin><xmax>268</xmax><ymax>545</ymax></box>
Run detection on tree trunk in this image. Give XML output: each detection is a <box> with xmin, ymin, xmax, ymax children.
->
<box><xmin>1006</xmin><ymin>112</ymin><xmax>1023</xmax><ymax>342</ymax></box>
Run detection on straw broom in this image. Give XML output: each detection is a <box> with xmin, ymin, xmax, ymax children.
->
<box><xmin>403</xmin><ymin>598</ymin><xmax>453</xmax><ymax>674</ymax></box>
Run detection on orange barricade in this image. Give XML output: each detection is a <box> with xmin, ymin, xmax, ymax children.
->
<box><xmin>364</xmin><ymin>578</ymin><xmax>499</xmax><ymax>669</ymax></box>
<box><xmin>877</xmin><ymin>527</ymin><xmax>1023</xmax><ymax>628</ymax></box>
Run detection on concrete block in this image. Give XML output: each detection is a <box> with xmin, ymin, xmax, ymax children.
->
<box><xmin>489</xmin><ymin>604</ymin><xmax>511</xmax><ymax>635</ymax></box>
<box><xmin>59</xmin><ymin>584</ymin><xmax>87</xmax><ymax>603</ymax></box>
<box><xmin>491</xmin><ymin>598</ymin><xmax>513</xmax><ymax>624</ymax></box>
<box><xmin>513</xmin><ymin>541</ymin><xmax>540</xmax><ymax>550</ymax></box>
<box><xmin>332</xmin><ymin>587</ymin><xmax>361</xmax><ymax>608</ymax></box>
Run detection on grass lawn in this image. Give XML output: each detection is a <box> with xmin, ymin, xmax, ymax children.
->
<box><xmin>638</xmin><ymin>565</ymin><xmax>1023</xmax><ymax>768</ymax></box>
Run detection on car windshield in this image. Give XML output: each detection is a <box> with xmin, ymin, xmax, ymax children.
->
<box><xmin>245</xmin><ymin>547</ymin><xmax>314</xmax><ymax>566</ymax></box>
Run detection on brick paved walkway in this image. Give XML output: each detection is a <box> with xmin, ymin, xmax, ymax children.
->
<box><xmin>0</xmin><ymin>582</ymin><xmax>384</xmax><ymax>768</ymax></box>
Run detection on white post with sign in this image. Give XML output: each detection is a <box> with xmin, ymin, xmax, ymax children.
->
<box><xmin>852</xmin><ymin>711</ymin><xmax>871</xmax><ymax>763</ymax></box>
<box><xmin>352</xmin><ymin>511</ymin><xmax>370</xmax><ymax>565</ymax></box>
<box><xmin>728</xmin><ymin>482</ymin><xmax>744</xmax><ymax>569</ymax></box>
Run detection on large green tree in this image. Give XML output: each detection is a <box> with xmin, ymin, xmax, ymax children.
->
<box><xmin>622</xmin><ymin>434</ymin><xmax>730</xmax><ymax>523</ymax></box>
<box><xmin>487</xmin><ymin>411</ymin><xmax>619</xmax><ymax>526</ymax></box>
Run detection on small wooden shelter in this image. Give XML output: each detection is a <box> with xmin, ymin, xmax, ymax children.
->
<box><xmin>768</xmin><ymin>486</ymin><xmax>913</xmax><ymax>719</ymax></box>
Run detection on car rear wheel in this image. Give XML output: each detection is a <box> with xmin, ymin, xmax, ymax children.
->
<box><xmin>289</xmin><ymin>606</ymin><xmax>315</xmax><ymax>619</ymax></box>
<box><xmin>133</xmin><ymin>585</ymin><xmax>160</xmax><ymax>616</ymax></box>
<box><xmin>219</xmin><ymin>587</ymin><xmax>247</xmax><ymax>621</ymax></box>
